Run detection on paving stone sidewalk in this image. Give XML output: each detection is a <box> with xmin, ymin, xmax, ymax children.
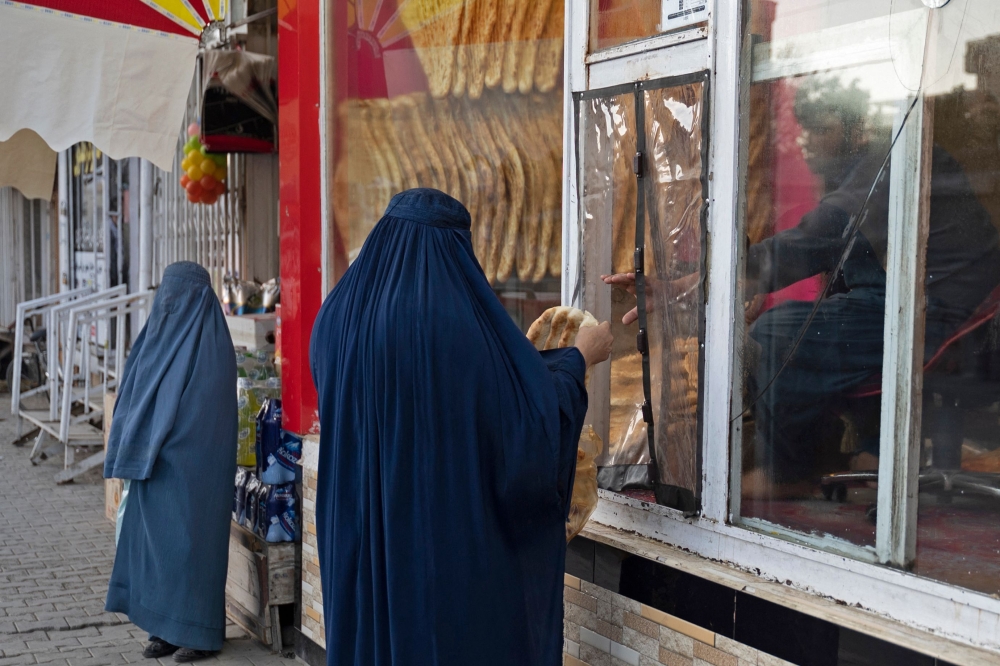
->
<box><xmin>0</xmin><ymin>394</ymin><xmax>295</xmax><ymax>665</ymax></box>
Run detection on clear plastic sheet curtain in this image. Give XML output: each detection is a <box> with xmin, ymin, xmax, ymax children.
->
<box><xmin>576</xmin><ymin>78</ymin><xmax>708</xmax><ymax>509</ymax></box>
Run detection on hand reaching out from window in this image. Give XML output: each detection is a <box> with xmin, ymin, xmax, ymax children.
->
<box><xmin>601</xmin><ymin>272</ymin><xmax>699</xmax><ymax>325</ymax></box>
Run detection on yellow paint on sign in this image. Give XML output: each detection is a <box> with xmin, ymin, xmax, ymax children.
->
<box><xmin>141</xmin><ymin>0</ymin><xmax>205</xmax><ymax>34</ymax></box>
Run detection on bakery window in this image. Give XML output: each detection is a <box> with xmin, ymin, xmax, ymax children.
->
<box><xmin>731</xmin><ymin>0</ymin><xmax>1000</xmax><ymax>593</ymax></box>
<box><xmin>324</xmin><ymin>0</ymin><xmax>566</xmax><ymax>333</ymax></box>
<box><xmin>562</xmin><ymin>0</ymin><xmax>1000</xmax><ymax>652</ymax></box>
<box><xmin>575</xmin><ymin>74</ymin><xmax>708</xmax><ymax>514</ymax></box>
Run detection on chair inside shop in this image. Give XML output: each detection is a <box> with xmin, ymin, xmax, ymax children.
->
<box><xmin>821</xmin><ymin>284</ymin><xmax>1000</xmax><ymax>502</ymax></box>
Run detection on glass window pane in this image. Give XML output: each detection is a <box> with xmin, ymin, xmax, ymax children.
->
<box><xmin>914</xmin><ymin>13</ymin><xmax>1000</xmax><ymax>597</ymax></box>
<box><xmin>736</xmin><ymin>0</ymin><xmax>915</xmax><ymax>548</ymax></box>
<box><xmin>590</xmin><ymin>1</ymin><xmax>708</xmax><ymax>53</ymax></box>
<box><xmin>577</xmin><ymin>79</ymin><xmax>706</xmax><ymax>510</ymax></box>
<box><xmin>328</xmin><ymin>0</ymin><xmax>565</xmax><ymax>332</ymax></box>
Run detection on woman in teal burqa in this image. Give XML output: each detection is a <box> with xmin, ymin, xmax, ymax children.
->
<box><xmin>105</xmin><ymin>261</ymin><xmax>237</xmax><ymax>663</ymax></box>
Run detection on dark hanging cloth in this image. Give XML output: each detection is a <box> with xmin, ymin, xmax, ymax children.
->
<box><xmin>310</xmin><ymin>189</ymin><xmax>588</xmax><ymax>666</ymax></box>
<box><xmin>105</xmin><ymin>261</ymin><xmax>237</xmax><ymax>651</ymax></box>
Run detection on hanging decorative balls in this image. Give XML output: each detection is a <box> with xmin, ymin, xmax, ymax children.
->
<box><xmin>181</xmin><ymin>122</ymin><xmax>227</xmax><ymax>205</ymax></box>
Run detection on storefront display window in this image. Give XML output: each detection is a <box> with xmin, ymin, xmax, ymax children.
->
<box><xmin>576</xmin><ymin>75</ymin><xmax>707</xmax><ymax>512</ymax></box>
<box><xmin>914</xmin><ymin>24</ymin><xmax>1000</xmax><ymax>597</ymax></box>
<box><xmin>734</xmin><ymin>0</ymin><xmax>1000</xmax><ymax>594</ymax></box>
<box><xmin>327</xmin><ymin>0</ymin><xmax>565</xmax><ymax>332</ymax></box>
<box><xmin>590</xmin><ymin>0</ymin><xmax>707</xmax><ymax>52</ymax></box>
<box><xmin>560</xmin><ymin>0</ymin><xmax>1000</xmax><ymax>651</ymax></box>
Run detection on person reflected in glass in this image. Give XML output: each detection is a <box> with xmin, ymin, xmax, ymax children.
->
<box><xmin>606</xmin><ymin>77</ymin><xmax>1000</xmax><ymax>498</ymax></box>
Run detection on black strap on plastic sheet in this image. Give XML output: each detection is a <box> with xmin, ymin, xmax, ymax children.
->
<box><xmin>633</xmin><ymin>81</ymin><xmax>701</xmax><ymax>515</ymax></box>
<box><xmin>632</xmin><ymin>83</ymin><xmax>661</xmax><ymax>488</ymax></box>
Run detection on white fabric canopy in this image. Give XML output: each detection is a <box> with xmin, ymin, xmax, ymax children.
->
<box><xmin>0</xmin><ymin>2</ymin><xmax>198</xmax><ymax>179</ymax></box>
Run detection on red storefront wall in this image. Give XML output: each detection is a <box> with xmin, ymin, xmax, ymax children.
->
<box><xmin>278</xmin><ymin>0</ymin><xmax>321</xmax><ymax>435</ymax></box>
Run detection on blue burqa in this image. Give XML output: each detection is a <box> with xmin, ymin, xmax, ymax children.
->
<box><xmin>310</xmin><ymin>189</ymin><xmax>589</xmax><ymax>666</ymax></box>
<box><xmin>105</xmin><ymin>261</ymin><xmax>237</xmax><ymax>651</ymax></box>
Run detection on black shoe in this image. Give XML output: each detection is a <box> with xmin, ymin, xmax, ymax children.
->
<box><xmin>142</xmin><ymin>637</ymin><xmax>179</xmax><ymax>659</ymax></box>
<box><xmin>173</xmin><ymin>648</ymin><xmax>218</xmax><ymax>663</ymax></box>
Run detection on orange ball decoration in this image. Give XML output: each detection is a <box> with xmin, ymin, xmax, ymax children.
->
<box><xmin>200</xmin><ymin>175</ymin><xmax>217</xmax><ymax>192</ymax></box>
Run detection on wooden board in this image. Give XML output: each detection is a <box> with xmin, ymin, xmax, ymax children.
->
<box><xmin>225</xmin><ymin>521</ymin><xmax>299</xmax><ymax>647</ymax></box>
<box><xmin>20</xmin><ymin>409</ymin><xmax>103</xmax><ymax>441</ymax></box>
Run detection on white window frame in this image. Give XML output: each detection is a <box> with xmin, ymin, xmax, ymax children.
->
<box><xmin>563</xmin><ymin>0</ymin><xmax>1000</xmax><ymax>654</ymax></box>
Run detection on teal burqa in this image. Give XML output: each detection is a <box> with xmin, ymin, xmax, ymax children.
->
<box><xmin>105</xmin><ymin>261</ymin><xmax>237</xmax><ymax>651</ymax></box>
<box><xmin>310</xmin><ymin>189</ymin><xmax>589</xmax><ymax>665</ymax></box>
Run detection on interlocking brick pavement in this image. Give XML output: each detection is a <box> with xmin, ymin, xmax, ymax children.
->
<box><xmin>0</xmin><ymin>394</ymin><xmax>295</xmax><ymax>665</ymax></box>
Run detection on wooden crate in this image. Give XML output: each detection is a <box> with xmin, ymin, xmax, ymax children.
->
<box><xmin>103</xmin><ymin>392</ymin><xmax>123</xmax><ymax>524</ymax></box>
<box><xmin>225</xmin><ymin>521</ymin><xmax>299</xmax><ymax>649</ymax></box>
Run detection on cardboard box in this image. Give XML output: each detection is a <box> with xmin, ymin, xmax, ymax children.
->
<box><xmin>226</xmin><ymin>313</ymin><xmax>277</xmax><ymax>351</ymax></box>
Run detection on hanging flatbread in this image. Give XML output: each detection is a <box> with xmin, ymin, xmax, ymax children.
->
<box><xmin>500</xmin><ymin>0</ymin><xmax>531</xmax><ymax>93</ymax></box>
<box><xmin>451</xmin><ymin>0</ymin><xmax>476</xmax><ymax>97</ymax></box>
<box><xmin>534</xmin><ymin>0</ymin><xmax>564</xmax><ymax>93</ymax></box>
<box><xmin>374</xmin><ymin>98</ymin><xmax>418</xmax><ymax>189</ymax></box>
<box><xmin>490</xmin><ymin>110</ymin><xmax>524</xmax><ymax>283</ymax></box>
<box><xmin>517</xmin><ymin>0</ymin><xmax>554</xmax><ymax>94</ymax></box>
<box><xmin>486</xmin><ymin>0</ymin><xmax>517</xmax><ymax>89</ymax></box>
<box><xmin>400</xmin><ymin>0</ymin><xmax>465</xmax><ymax>98</ymax></box>
<box><xmin>467</xmin><ymin>0</ymin><xmax>497</xmax><ymax>98</ymax></box>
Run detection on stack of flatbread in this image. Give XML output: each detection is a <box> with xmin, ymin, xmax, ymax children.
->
<box><xmin>400</xmin><ymin>0</ymin><xmax>564</xmax><ymax>100</ymax></box>
<box><xmin>526</xmin><ymin>306</ymin><xmax>600</xmax><ymax>541</ymax></box>
<box><xmin>334</xmin><ymin>89</ymin><xmax>563</xmax><ymax>285</ymax></box>
<box><xmin>608</xmin><ymin>351</ymin><xmax>646</xmax><ymax>463</ymax></box>
<box><xmin>667</xmin><ymin>336</ymin><xmax>699</xmax><ymax>416</ymax></box>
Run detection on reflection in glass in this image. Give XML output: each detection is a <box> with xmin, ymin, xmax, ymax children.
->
<box><xmin>738</xmin><ymin>0</ymin><xmax>909</xmax><ymax>548</ymax></box>
<box><xmin>591</xmin><ymin>0</ymin><xmax>663</xmax><ymax>51</ymax></box>
<box><xmin>914</xmin><ymin>22</ymin><xmax>1000</xmax><ymax>597</ymax></box>
<box><xmin>328</xmin><ymin>0</ymin><xmax>566</xmax><ymax>331</ymax></box>
<box><xmin>739</xmin><ymin>0</ymin><xmax>1000</xmax><ymax>587</ymax></box>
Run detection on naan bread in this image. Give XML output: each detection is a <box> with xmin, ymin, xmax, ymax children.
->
<box><xmin>567</xmin><ymin>424</ymin><xmax>601</xmax><ymax>542</ymax></box>
<box><xmin>526</xmin><ymin>306</ymin><xmax>598</xmax><ymax>351</ymax></box>
<box><xmin>526</xmin><ymin>307</ymin><xmax>602</xmax><ymax>543</ymax></box>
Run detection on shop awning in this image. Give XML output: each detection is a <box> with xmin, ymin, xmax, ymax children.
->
<box><xmin>0</xmin><ymin>1</ymin><xmax>227</xmax><ymax>199</ymax></box>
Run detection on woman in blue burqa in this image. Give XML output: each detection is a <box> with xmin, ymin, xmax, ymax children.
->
<box><xmin>104</xmin><ymin>261</ymin><xmax>237</xmax><ymax>663</ymax></box>
<box><xmin>310</xmin><ymin>188</ymin><xmax>613</xmax><ymax>666</ymax></box>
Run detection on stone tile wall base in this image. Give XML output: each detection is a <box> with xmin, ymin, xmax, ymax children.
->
<box><xmin>563</xmin><ymin>576</ymin><xmax>794</xmax><ymax>666</ymax></box>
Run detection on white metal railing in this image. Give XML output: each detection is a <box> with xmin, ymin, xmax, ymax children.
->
<box><xmin>46</xmin><ymin>286</ymin><xmax>128</xmax><ymax>421</ymax></box>
<box><xmin>48</xmin><ymin>290</ymin><xmax>153</xmax><ymax>483</ymax></box>
<box><xmin>10</xmin><ymin>288</ymin><xmax>94</xmax><ymax>423</ymax></box>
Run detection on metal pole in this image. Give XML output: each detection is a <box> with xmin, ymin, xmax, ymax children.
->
<box><xmin>139</xmin><ymin>160</ymin><xmax>154</xmax><ymax>293</ymax></box>
<box><xmin>57</xmin><ymin>152</ymin><xmax>70</xmax><ymax>293</ymax></box>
